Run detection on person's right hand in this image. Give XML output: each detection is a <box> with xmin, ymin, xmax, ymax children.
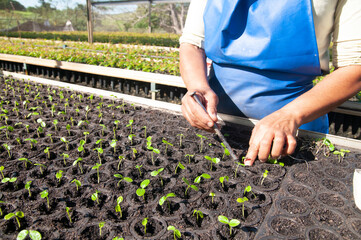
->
<box><xmin>181</xmin><ymin>89</ymin><xmax>219</xmax><ymax>132</ymax></box>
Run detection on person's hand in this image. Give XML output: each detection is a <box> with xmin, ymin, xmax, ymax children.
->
<box><xmin>244</xmin><ymin>109</ymin><xmax>300</xmax><ymax>166</ymax></box>
<box><xmin>181</xmin><ymin>89</ymin><xmax>219</xmax><ymax>132</ymax></box>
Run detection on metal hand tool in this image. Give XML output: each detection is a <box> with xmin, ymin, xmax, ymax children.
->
<box><xmin>190</xmin><ymin>92</ymin><xmax>238</xmax><ymax>161</ymax></box>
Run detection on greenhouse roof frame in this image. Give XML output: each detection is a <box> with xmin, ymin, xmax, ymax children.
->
<box><xmin>92</xmin><ymin>0</ymin><xmax>190</xmax><ymax>6</ymax></box>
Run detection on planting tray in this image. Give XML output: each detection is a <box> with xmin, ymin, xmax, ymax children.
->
<box><xmin>0</xmin><ymin>74</ymin><xmax>360</xmax><ymax>240</ymax></box>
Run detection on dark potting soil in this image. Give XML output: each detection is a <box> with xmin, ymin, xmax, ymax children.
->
<box><xmin>0</xmin><ymin>77</ymin><xmax>361</xmax><ymax>240</ymax></box>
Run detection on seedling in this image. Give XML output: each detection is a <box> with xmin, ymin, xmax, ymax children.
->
<box><xmin>4</xmin><ymin>211</ymin><xmax>24</xmax><ymax>228</ymax></box>
<box><xmin>65</xmin><ymin>207</ymin><xmax>72</xmax><ymax>223</ymax></box>
<box><xmin>61</xmin><ymin>153</ymin><xmax>69</xmax><ymax>166</ymax></box>
<box><xmin>151</xmin><ymin>168</ymin><xmax>164</xmax><ymax>186</ymax></box>
<box><xmin>16</xmin><ymin>229</ymin><xmax>42</xmax><ymax>240</ymax></box>
<box><xmin>316</xmin><ymin>138</ymin><xmax>335</xmax><ymax>156</ymax></box>
<box><xmin>196</xmin><ymin>134</ymin><xmax>208</xmax><ymax>153</ymax></box>
<box><xmin>94</xmin><ymin>148</ymin><xmax>104</xmax><ymax>164</ymax></box>
<box><xmin>0</xmin><ymin>125</ymin><xmax>13</xmax><ymax>139</ymax></box>
<box><xmin>117</xmin><ymin>155</ymin><xmax>124</xmax><ymax>170</ymax></box>
<box><xmin>61</xmin><ymin>137</ymin><xmax>69</xmax><ymax>151</ymax></box>
<box><xmin>167</xmin><ymin>225</ymin><xmax>181</xmax><ymax>240</ymax></box>
<box><xmin>194</xmin><ymin>173</ymin><xmax>211</xmax><ymax>184</ymax></box>
<box><xmin>99</xmin><ymin>124</ymin><xmax>107</xmax><ymax>136</ymax></box>
<box><xmin>333</xmin><ymin>148</ymin><xmax>350</xmax><ymax>163</ymax></box>
<box><xmin>56</xmin><ymin>170</ymin><xmax>63</xmax><ymax>183</ymax></box>
<box><xmin>182</xmin><ymin>177</ymin><xmax>199</xmax><ymax>196</ymax></box>
<box><xmin>40</xmin><ymin>190</ymin><xmax>50</xmax><ymax>209</ymax></box>
<box><xmin>174</xmin><ymin>161</ymin><xmax>185</xmax><ymax>174</ymax></box>
<box><xmin>177</xmin><ymin>133</ymin><xmax>184</xmax><ymax>147</ymax></box>
<box><xmin>193</xmin><ymin>209</ymin><xmax>204</xmax><ymax>222</ymax></box>
<box><xmin>44</xmin><ymin>147</ymin><xmax>51</xmax><ymax>159</ymax></box>
<box><xmin>111</xmin><ymin>139</ymin><xmax>118</xmax><ymax>154</ymax></box>
<box><xmin>128</xmin><ymin>134</ymin><xmax>135</xmax><ymax>145</ymax></box>
<box><xmin>219</xmin><ymin>176</ymin><xmax>229</xmax><ymax>189</ymax></box>
<box><xmin>159</xmin><ymin>192</ymin><xmax>176</xmax><ymax>211</ymax></box>
<box><xmin>1</xmin><ymin>177</ymin><xmax>17</xmax><ymax>186</ymax></box>
<box><xmin>78</xmin><ymin>139</ymin><xmax>86</xmax><ymax>153</ymax></box>
<box><xmin>204</xmin><ymin>156</ymin><xmax>220</xmax><ymax>171</ymax></box>
<box><xmin>95</xmin><ymin>138</ymin><xmax>104</xmax><ymax>148</ymax></box>
<box><xmin>73</xmin><ymin>157</ymin><xmax>83</xmax><ymax>174</ymax></box>
<box><xmin>132</xmin><ymin>148</ymin><xmax>138</xmax><ymax>160</ymax></box>
<box><xmin>85</xmin><ymin>105</ymin><xmax>91</xmax><ymax>120</ymax></box>
<box><xmin>83</xmin><ymin>131</ymin><xmax>90</xmax><ymax>142</ymax></box>
<box><xmin>47</xmin><ymin>133</ymin><xmax>53</xmax><ymax>143</ymax></box>
<box><xmin>34</xmin><ymin>163</ymin><xmax>46</xmax><ymax>175</ymax></box>
<box><xmin>135</xmin><ymin>164</ymin><xmax>143</xmax><ymax>176</ymax></box>
<box><xmin>234</xmin><ymin>159</ymin><xmax>245</xmax><ymax>178</ymax></box>
<box><xmin>114</xmin><ymin>195</ymin><xmax>124</xmax><ymax>218</ymax></box>
<box><xmin>99</xmin><ymin>221</ymin><xmax>105</xmax><ymax>236</ymax></box>
<box><xmin>18</xmin><ymin>157</ymin><xmax>32</xmax><ymax>169</ymax></box>
<box><xmin>91</xmin><ymin>190</ymin><xmax>100</xmax><ymax>205</ymax></box>
<box><xmin>260</xmin><ymin>170</ymin><xmax>269</xmax><ymax>185</ymax></box>
<box><xmin>209</xmin><ymin>192</ymin><xmax>216</xmax><ymax>203</ymax></box>
<box><xmin>236</xmin><ymin>197</ymin><xmax>249</xmax><ymax>218</ymax></box>
<box><xmin>142</xmin><ymin>217</ymin><xmax>148</xmax><ymax>234</ymax></box>
<box><xmin>162</xmin><ymin>138</ymin><xmax>173</xmax><ymax>154</ymax></box>
<box><xmin>185</xmin><ymin>154</ymin><xmax>194</xmax><ymax>164</ymax></box>
<box><xmin>218</xmin><ymin>215</ymin><xmax>241</xmax><ymax>236</ymax></box>
<box><xmin>0</xmin><ymin>165</ymin><xmax>4</xmax><ymax>179</ymax></box>
<box><xmin>90</xmin><ymin>163</ymin><xmax>102</xmax><ymax>183</ymax></box>
<box><xmin>66</xmin><ymin>124</ymin><xmax>71</xmax><ymax>135</ymax></box>
<box><xmin>136</xmin><ymin>179</ymin><xmax>150</xmax><ymax>200</ymax></box>
<box><xmin>126</xmin><ymin>119</ymin><xmax>134</xmax><ymax>133</ymax></box>
<box><xmin>146</xmin><ymin>137</ymin><xmax>160</xmax><ymax>164</ymax></box>
<box><xmin>244</xmin><ymin>185</ymin><xmax>257</xmax><ymax>199</ymax></box>
<box><xmin>2</xmin><ymin>143</ymin><xmax>11</xmax><ymax>158</ymax></box>
<box><xmin>267</xmin><ymin>156</ymin><xmax>285</xmax><ymax>167</ymax></box>
<box><xmin>25</xmin><ymin>181</ymin><xmax>32</xmax><ymax>197</ymax></box>
<box><xmin>71</xmin><ymin>179</ymin><xmax>81</xmax><ymax>191</ymax></box>
<box><xmin>25</xmin><ymin>138</ymin><xmax>38</xmax><ymax>150</ymax></box>
<box><xmin>53</xmin><ymin>119</ymin><xmax>59</xmax><ymax>131</ymax></box>
<box><xmin>220</xmin><ymin>142</ymin><xmax>231</xmax><ymax>159</ymax></box>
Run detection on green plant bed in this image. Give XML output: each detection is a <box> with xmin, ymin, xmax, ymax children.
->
<box><xmin>0</xmin><ymin>76</ymin><xmax>360</xmax><ymax>239</ymax></box>
<box><xmin>0</xmin><ymin>38</ymin><xmax>180</xmax><ymax>76</ymax></box>
<box><xmin>0</xmin><ymin>31</ymin><xmax>180</xmax><ymax>48</ymax></box>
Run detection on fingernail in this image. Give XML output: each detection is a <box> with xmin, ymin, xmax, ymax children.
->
<box><xmin>207</xmin><ymin>121</ymin><xmax>214</xmax><ymax>128</ymax></box>
<box><xmin>244</xmin><ymin>158</ymin><xmax>252</xmax><ymax>166</ymax></box>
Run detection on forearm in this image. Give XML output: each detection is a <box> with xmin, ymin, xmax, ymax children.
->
<box><xmin>282</xmin><ymin>65</ymin><xmax>361</xmax><ymax>126</ymax></box>
<box><xmin>179</xmin><ymin>43</ymin><xmax>209</xmax><ymax>91</ymax></box>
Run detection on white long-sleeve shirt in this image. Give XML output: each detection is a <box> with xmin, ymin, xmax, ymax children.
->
<box><xmin>179</xmin><ymin>0</ymin><xmax>361</xmax><ymax>72</ymax></box>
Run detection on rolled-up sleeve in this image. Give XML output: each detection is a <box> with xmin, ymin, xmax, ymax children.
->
<box><xmin>179</xmin><ymin>0</ymin><xmax>207</xmax><ymax>49</ymax></box>
<box><xmin>332</xmin><ymin>0</ymin><xmax>361</xmax><ymax>68</ymax></box>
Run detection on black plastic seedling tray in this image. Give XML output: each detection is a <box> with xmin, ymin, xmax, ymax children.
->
<box><xmin>0</xmin><ymin>75</ymin><xmax>360</xmax><ymax>240</ymax></box>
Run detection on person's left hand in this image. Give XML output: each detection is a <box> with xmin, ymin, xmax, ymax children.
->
<box><xmin>244</xmin><ymin>108</ymin><xmax>300</xmax><ymax>166</ymax></box>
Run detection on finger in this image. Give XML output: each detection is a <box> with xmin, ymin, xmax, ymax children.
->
<box><xmin>205</xmin><ymin>94</ymin><xmax>218</xmax><ymax>122</ymax></box>
<box><xmin>271</xmin><ymin>134</ymin><xmax>286</xmax><ymax>159</ymax></box>
<box><xmin>257</xmin><ymin>132</ymin><xmax>274</xmax><ymax>162</ymax></box>
<box><xmin>182</xmin><ymin>95</ymin><xmax>214</xmax><ymax>130</ymax></box>
<box><xmin>283</xmin><ymin>135</ymin><xmax>297</xmax><ymax>155</ymax></box>
<box><xmin>244</xmin><ymin>143</ymin><xmax>259</xmax><ymax>166</ymax></box>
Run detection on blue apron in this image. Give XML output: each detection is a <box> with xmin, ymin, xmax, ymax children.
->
<box><xmin>203</xmin><ymin>0</ymin><xmax>329</xmax><ymax>133</ymax></box>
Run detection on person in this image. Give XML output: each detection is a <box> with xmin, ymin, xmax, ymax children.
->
<box><xmin>179</xmin><ymin>0</ymin><xmax>361</xmax><ymax>166</ymax></box>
